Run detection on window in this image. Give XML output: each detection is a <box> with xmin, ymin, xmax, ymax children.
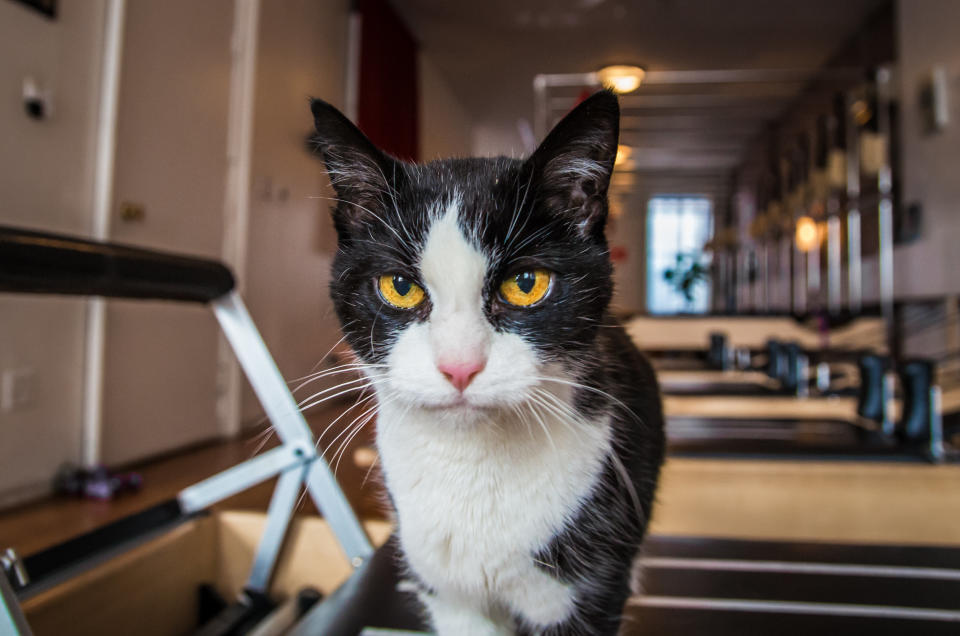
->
<box><xmin>646</xmin><ymin>196</ymin><xmax>713</xmax><ymax>314</ymax></box>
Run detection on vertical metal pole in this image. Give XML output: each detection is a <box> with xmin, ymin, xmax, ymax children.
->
<box><xmin>761</xmin><ymin>242</ymin><xmax>771</xmax><ymax>312</ymax></box>
<box><xmin>882</xmin><ymin>371</ymin><xmax>896</xmax><ymax>437</ymax></box>
<box><xmin>533</xmin><ymin>75</ymin><xmax>548</xmax><ymax>141</ymax></box>
<box><xmin>808</xmin><ymin>238</ymin><xmax>821</xmax><ymax>309</ymax></box>
<box><xmin>845</xmin><ymin>91</ymin><xmax>862</xmax><ymax>314</ymax></box>
<box><xmin>876</xmin><ymin>67</ymin><xmax>896</xmax><ymax>358</ymax></box>
<box><xmin>797</xmin><ymin>354</ymin><xmax>809</xmax><ymax>398</ymax></box>
<box><xmin>794</xmin><ymin>242</ymin><xmax>806</xmax><ymax>315</ymax></box>
<box><xmin>827</xmin><ymin>214</ymin><xmax>842</xmax><ymax>313</ymax></box>
<box><xmin>744</xmin><ymin>249</ymin><xmax>753</xmax><ymax>312</ymax></box>
<box><xmin>779</xmin><ymin>234</ymin><xmax>796</xmax><ymax>313</ymax></box>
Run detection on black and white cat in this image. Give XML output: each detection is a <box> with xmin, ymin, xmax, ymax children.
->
<box><xmin>310</xmin><ymin>90</ymin><xmax>665</xmax><ymax>635</ymax></box>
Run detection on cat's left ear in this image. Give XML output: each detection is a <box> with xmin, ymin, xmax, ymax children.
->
<box><xmin>527</xmin><ymin>90</ymin><xmax>619</xmax><ymax>238</ymax></box>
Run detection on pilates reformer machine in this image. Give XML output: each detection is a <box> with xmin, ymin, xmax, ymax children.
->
<box><xmin>0</xmin><ymin>225</ymin><xmax>424</xmax><ymax>635</ymax></box>
<box><xmin>592</xmin><ymin>64</ymin><xmax>959</xmax><ymax>462</ymax></box>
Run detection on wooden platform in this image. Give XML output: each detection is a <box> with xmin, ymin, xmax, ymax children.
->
<box><xmin>295</xmin><ymin>534</ymin><xmax>960</xmax><ymax>635</ymax></box>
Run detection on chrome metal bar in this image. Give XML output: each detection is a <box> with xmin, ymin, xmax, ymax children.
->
<box><xmin>178</xmin><ymin>444</ymin><xmax>305</xmax><ymax>514</ymax></box>
<box><xmin>929</xmin><ymin>386</ymin><xmax>945</xmax><ymax>463</ymax></box>
<box><xmin>797</xmin><ymin>354</ymin><xmax>810</xmax><ymax>398</ymax></box>
<box><xmin>847</xmin><ymin>210</ymin><xmax>862</xmax><ymax>313</ymax></box>
<box><xmin>827</xmin><ymin>215</ymin><xmax>842</xmax><ymax>313</ymax></box>
<box><xmin>781</xmin><ymin>237</ymin><xmax>793</xmax><ymax>313</ymax></box>
<box><xmin>794</xmin><ymin>247</ymin><xmax>806</xmax><ymax>315</ymax></box>
<box><xmin>640</xmin><ymin>68</ymin><xmax>862</xmax><ymax>85</ymax></box>
<box><xmin>882</xmin><ymin>371</ymin><xmax>896</xmax><ymax>436</ymax></box>
<box><xmin>210</xmin><ymin>292</ymin><xmax>372</xmax><ymax>563</ymax></box>
<box><xmin>808</xmin><ymin>240</ymin><xmax>821</xmax><ymax>309</ymax></box>
<box><xmin>875</xmin><ymin>67</ymin><xmax>896</xmax><ymax>357</ymax></box>
<box><xmin>305</xmin><ymin>459</ymin><xmax>374</xmax><ymax>567</ymax></box>
<box><xmin>246</xmin><ymin>465</ymin><xmax>307</xmax><ymax>592</ymax></box>
<box><xmin>534</xmin><ymin>71</ymin><xmax>599</xmax><ymax>88</ymax></box>
<box><xmin>0</xmin><ymin>567</ymin><xmax>31</xmax><ymax>636</ymax></box>
<box><xmin>845</xmin><ymin>91</ymin><xmax>862</xmax><ymax>314</ymax></box>
<box><xmin>817</xmin><ymin>362</ymin><xmax>831</xmax><ymax>394</ymax></box>
<box><xmin>212</xmin><ymin>293</ymin><xmax>315</xmax><ymax>448</ymax></box>
<box><xmin>533</xmin><ymin>75</ymin><xmax>548</xmax><ymax>141</ymax></box>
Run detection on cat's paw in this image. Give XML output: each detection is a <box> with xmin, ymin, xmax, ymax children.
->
<box><xmin>421</xmin><ymin>592</ymin><xmax>514</xmax><ymax>636</ymax></box>
<box><xmin>504</xmin><ymin>568</ymin><xmax>576</xmax><ymax>628</ymax></box>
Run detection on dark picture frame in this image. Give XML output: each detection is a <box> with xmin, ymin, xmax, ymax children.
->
<box><xmin>9</xmin><ymin>0</ymin><xmax>57</xmax><ymax>19</ymax></box>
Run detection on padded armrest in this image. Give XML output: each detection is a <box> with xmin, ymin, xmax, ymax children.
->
<box><xmin>0</xmin><ymin>225</ymin><xmax>234</xmax><ymax>303</ymax></box>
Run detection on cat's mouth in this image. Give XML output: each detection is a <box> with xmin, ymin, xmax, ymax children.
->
<box><xmin>423</xmin><ymin>395</ymin><xmax>489</xmax><ymax>412</ymax></box>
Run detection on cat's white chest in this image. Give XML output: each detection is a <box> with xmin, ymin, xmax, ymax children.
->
<box><xmin>376</xmin><ymin>402</ymin><xmax>611</xmax><ymax>616</ymax></box>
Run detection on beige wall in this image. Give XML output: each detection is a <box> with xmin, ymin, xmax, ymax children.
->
<box><xmin>0</xmin><ymin>1</ymin><xmax>107</xmax><ymax>505</ymax></box>
<box><xmin>241</xmin><ymin>0</ymin><xmax>352</xmax><ymax>423</ymax></box>
<box><xmin>419</xmin><ymin>52</ymin><xmax>473</xmax><ymax>160</ymax></box>
<box><xmin>608</xmin><ymin>187</ymin><xmax>650</xmax><ymax>316</ymax></box>
<box><xmin>0</xmin><ymin>0</ymin><xmax>478</xmax><ymax>501</ymax></box>
<box><xmin>890</xmin><ymin>0</ymin><xmax>960</xmax><ymax>299</ymax></box>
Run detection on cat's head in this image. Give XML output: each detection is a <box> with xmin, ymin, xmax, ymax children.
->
<box><xmin>311</xmin><ymin>91</ymin><xmax>619</xmax><ymax>420</ymax></box>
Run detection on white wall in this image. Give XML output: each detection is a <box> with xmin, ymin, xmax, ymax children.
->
<box><xmin>0</xmin><ymin>0</ymin><xmax>480</xmax><ymax>503</ymax></box>
<box><xmin>241</xmin><ymin>0</ymin><xmax>352</xmax><ymax>423</ymax></box>
<box><xmin>607</xmin><ymin>187</ymin><xmax>650</xmax><ymax>316</ymax></box>
<box><xmin>472</xmin><ymin>121</ymin><xmax>525</xmax><ymax>158</ymax></box>
<box><xmin>0</xmin><ymin>1</ymin><xmax>107</xmax><ymax>505</ymax></box>
<box><xmin>891</xmin><ymin>0</ymin><xmax>960</xmax><ymax>299</ymax></box>
<box><xmin>419</xmin><ymin>52</ymin><xmax>473</xmax><ymax>160</ymax></box>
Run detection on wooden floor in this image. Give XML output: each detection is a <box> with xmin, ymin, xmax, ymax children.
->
<box><xmin>0</xmin><ymin>404</ymin><xmax>388</xmax><ymax>557</ymax></box>
<box><xmin>3</xmin><ymin>403</ymin><xmax>960</xmax><ymax>559</ymax></box>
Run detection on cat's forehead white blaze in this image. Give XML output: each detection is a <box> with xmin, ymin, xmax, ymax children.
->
<box><xmin>419</xmin><ymin>196</ymin><xmax>490</xmax><ymax>363</ymax></box>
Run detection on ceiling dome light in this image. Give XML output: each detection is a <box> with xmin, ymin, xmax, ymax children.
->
<box><xmin>598</xmin><ymin>65</ymin><xmax>645</xmax><ymax>94</ymax></box>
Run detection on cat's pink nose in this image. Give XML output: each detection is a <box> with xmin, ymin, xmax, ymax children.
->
<box><xmin>437</xmin><ymin>359</ymin><xmax>486</xmax><ymax>392</ymax></box>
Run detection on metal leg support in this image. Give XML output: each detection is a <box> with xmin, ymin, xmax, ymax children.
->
<box><xmin>0</xmin><ymin>569</ymin><xmax>31</xmax><ymax>636</ymax></box>
<box><xmin>201</xmin><ymin>292</ymin><xmax>372</xmax><ymax>567</ymax></box>
<box><xmin>928</xmin><ymin>386</ymin><xmax>945</xmax><ymax>463</ymax></box>
<box><xmin>246</xmin><ymin>465</ymin><xmax>308</xmax><ymax>593</ymax></box>
<box><xmin>882</xmin><ymin>371</ymin><xmax>896</xmax><ymax>437</ymax></box>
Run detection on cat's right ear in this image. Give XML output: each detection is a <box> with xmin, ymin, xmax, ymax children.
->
<box><xmin>310</xmin><ymin>98</ymin><xmax>397</xmax><ymax>235</ymax></box>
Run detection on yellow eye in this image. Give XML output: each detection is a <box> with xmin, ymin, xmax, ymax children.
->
<box><xmin>378</xmin><ymin>274</ymin><xmax>425</xmax><ymax>309</ymax></box>
<box><xmin>500</xmin><ymin>269</ymin><xmax>552</xmax><ymax>307</ymax></box>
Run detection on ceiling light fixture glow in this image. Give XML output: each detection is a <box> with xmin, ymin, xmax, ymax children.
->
<box><xmin>795</xmin><ymin>216</ymin><xmax>820</xmax><ymax>252</ymax></box>
<box><xmin>598</xmin><ymin>65</ymin><xmax>645</xmax><ymax>94</ymax></box>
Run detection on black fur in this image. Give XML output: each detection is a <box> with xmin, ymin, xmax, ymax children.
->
<box><xmin>311</xmin><ymin>91</ymin><xmax>665</xmax><ymax>635</ymax></box>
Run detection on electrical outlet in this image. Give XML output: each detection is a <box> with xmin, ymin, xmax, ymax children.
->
<box><xmin>1</xmin><ymin>369</ymin><xmax>37</xmax><ymax>413</ymax></box>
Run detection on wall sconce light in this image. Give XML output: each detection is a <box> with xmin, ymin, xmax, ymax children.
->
<box><xmin>597</xmin><ymin>65</ymin><xmax>645</xmax><ymax>94</ymax></box>
<box><xmin>795</xmin><ymin>216</ymin><xmax>819</xmax><ymax>252</ymax></box>
<box><xmin>615</xmin><ymin>144</ymin><xmax>632</xmax><ymax>167</ymax></box>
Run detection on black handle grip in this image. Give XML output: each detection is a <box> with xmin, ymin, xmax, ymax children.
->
<box><xmin>0</xmin><ymin>225</ymin><xmax>234</xmax><ymax>303</ymax></box>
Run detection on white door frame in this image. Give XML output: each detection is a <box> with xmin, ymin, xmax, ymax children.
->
<box><xmin>81</xmin><ymin>0</ymin><xmax>126</xmax><ymax>467</ymax></box>
<box><xmin>217</xmin><ymin>0</ymin><xmax>261</xmax><ymax>438</ymax></box>
<box><xmin>81</xmin><ymin>0</ymin><xmax>261</xmax><ymax>465</ymax></box>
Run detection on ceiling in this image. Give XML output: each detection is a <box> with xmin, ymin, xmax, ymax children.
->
<box><xmin>394</xmin><ymin>0</ymin><xmax>886</xmax><ymax>197</ymax></box>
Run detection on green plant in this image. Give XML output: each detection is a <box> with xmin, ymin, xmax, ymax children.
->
<box><xmin>663</xmin><ymin>253</ymin><xmax>710</xmax><ymax>304</ymax></box>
